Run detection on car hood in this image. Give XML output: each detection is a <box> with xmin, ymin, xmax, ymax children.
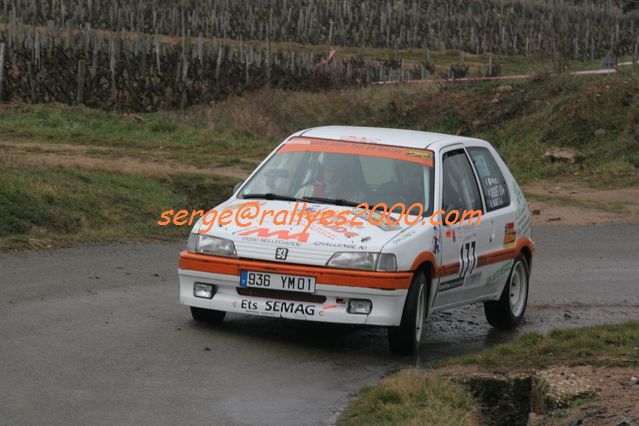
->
<box><xmin>193</xmin><ymin>199</ymin><xmax>413</xmax><ymax>266</ymax></box>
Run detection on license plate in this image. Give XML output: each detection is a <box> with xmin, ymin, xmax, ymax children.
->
<box><xmin>239</xmin><ymin>270</ymin><xmax>316</xmax><ymax>294</ymax></box>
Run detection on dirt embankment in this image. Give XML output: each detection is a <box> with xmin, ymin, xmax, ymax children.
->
<box><xmin>436</xmin><ymin>364</ymin><xmax>639</xmax><ymax>426</ymax></box>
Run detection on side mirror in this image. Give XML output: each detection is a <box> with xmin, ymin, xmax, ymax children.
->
<box><xmin>233</xmin><ymin>181</ymin><xmax>243</xmax><ymax>194</ymax></box>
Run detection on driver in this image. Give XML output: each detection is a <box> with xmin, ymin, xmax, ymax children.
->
<box><xmin>377</xmin><ymin>160</ymin><xmax>425</xmax><ymax>205</ymax></box>
<box><xmin>295</xmin><ymin>155</ymin><xmax>364</xmax><ymax>201</ymax></box>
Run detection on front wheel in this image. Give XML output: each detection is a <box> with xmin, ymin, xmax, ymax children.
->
<box><xmin>388</xmin><ymin>270</ymin><xmax>428</xmax><ymax>355</ymax></box>
<box><xmin>484</xmin><ymin>254</ymin><xmax>529</xmax><ymax>329</ymax></box>
<box><xmin>191</xmin><ymin>306</ymin><xmax>226</xmax><ymax>324</ymax></box>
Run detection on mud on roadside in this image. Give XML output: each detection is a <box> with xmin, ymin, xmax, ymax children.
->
<box><xmin>436</xmin><ymin>364</ymin><xmax>639</xmax><ymax>426</ymax></box>
<box><xmin>524</xmin><ymin>178</ymin><xmax>639</xmax><ymax>226</ymax></box>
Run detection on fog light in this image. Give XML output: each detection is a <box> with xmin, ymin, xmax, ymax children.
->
<box><xmin>347</xmin><ymin>299</ymin><xmax>372</xmax><ymax>315</ymax></box>
<box><xmin>193</xmin><ymin>283</ymin><xmax>215</xmax><ymax>299</ymax></box>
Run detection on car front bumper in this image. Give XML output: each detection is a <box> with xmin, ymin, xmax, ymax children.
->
<box><xmin>178</xmin><ymin>251</ymin><xmax>412</xmax><ymax>326</ymax></box>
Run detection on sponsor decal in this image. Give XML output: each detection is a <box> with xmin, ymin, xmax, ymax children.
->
<box><xmin>390</xmin><ymin>229</ymin><xmax>417</xmax><ymax>245</ymax></box>
<box><xmin>309</xmin><ymin>224</ymin><xmax>337</xmax><ymax>240</ymax></box>
<box><xmin>445</xmin><ymin>229</ymin><xmax>456</xmax><ymax>242</ymax></box>
<box><xmin>503</xmin><ymin>222</ymin><xmax>516</xmax><ymax>248</ymax></box>
<box><xmin>239</xmin><ymin>228</ymin><xmax>310</xmax><ymax>243</ymax></box>
<box><xmin>466</xmin><ymin>271</ymin><xmax>482</xmax><ymax>286</ymax></box>
<box><xmin>432</xmin><ymin>231</ymin><xmax>440</xmax><ymax>254</ymax></box>
<box><xmin>240</xmin><ymin>236</ymin><xmax>303</xmax><ymax>247</ymax></box>
<box><xmin>339</xmin><ymin>135</ymin><xmax>383</xmax><ymax>144</ymax></box>
<box><xmin>322</xmin><ymin>223</ymin><xmax>360</xmax><ymax>238</ymax></box>
<box><xmin>514</xmin><ymin>184</ymin><xmax>532</xmax><ymax>236</ymax></box>
<box><xmin>455</xmin><ymin>223</ymin><xmax>479</xmax><ymax>242</ymax></box>
<box><xmin>438</xmin><ymin>277</ymin><xmax>465</xmax><ymax>292</ymax></box>
<box><xmin>486</xmin><ymin>260</ymin><xmax>514</xmax><ymax>286</ymax></box>
<box><xmin>238</xmin><ymin>299</ymin><xmax>317</xmax><ymax>317</ymax></box>
<box><xmin>265</xmin><ymin>300</ymin><xmax>316</xmax><ymax>316</ymax></box>
<box><xmin>406</xmin><ymin>150</ymin><xmax>433</xmax><ymax>160</ymax></box>
<box><xmin>313</xmin><ymin>241</ymin><xmax>368</xmax><ymax>250</ymax></box>
<box><xmin>275</xmin><ymin>247</ymin><xmax>289</xmax><ymax>260</ymax></box>
<box><xmin>240</xmin><ymin>299</ymin><xmax>258</xmax><ymax>310</ymax></box>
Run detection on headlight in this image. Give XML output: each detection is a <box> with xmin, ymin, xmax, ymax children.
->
<box><xmin>326</xmin><ymin>252</ymin><xmax>397</xmax><ymax>271</ymax></box>
<box><xmin>187</xmin><ymin>233</ymin><xmax>237</xmax><ymax>257</ymax></box>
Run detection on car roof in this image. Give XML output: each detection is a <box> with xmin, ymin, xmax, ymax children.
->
<box><xmin>295</xmin><ymin>126</ymin><xmax>485</xmax><ymax>150</ymax></box>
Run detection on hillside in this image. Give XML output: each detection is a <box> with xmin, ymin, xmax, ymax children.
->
<box><xmin>0</xmin><ymin>73</ymin><xmax>637</xmax><ymax>250</ymax></box>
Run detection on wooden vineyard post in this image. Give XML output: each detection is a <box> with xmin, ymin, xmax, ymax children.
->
<box><xmin>0</xmin><ymin>42</ymin><xmax>5</xmax><ymax>102</ymax></box>
<box><xmin>77</xmin><ymin>59</ymin><xmax>86</xmax><ymax>105</ymax></box>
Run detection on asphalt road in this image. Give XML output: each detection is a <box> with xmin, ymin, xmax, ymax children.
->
<box><xmin>1</xmin><ymin>225</ymin><xmax>638</xmax><ymax>425</ymax></box>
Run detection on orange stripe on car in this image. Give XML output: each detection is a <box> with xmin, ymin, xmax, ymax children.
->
<box><xmin>179</xmin><ymin>251</ymin><xmax>413</xmax><ymax>290</ymax></box>
<box><xmin>411</xmin><ymin>236</ymin><xmax>535</xmax><ymax>278</ymax></box>
<box><xmin>180</xmin><ymin>237</ymin><xmax>533</xmax><ymax>287</ymax></box>
<box><xmin>279</xmin><ymin>137</ymin><xmax>434</xmax><ymax>167</ymax></box>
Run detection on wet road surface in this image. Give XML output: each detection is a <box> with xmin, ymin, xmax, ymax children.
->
<box><xmin>1</xmin><ymin>224</ymin><xmax>638</xmax><ymax>425</ymax></box>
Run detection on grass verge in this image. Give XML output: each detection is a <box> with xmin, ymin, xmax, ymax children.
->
<box><xmin>340</xmin><ymin>320</ymin><xmax>639</xmax><ymax>425</ymax></box>
<box><xmin>0</xmin><ymin>164</ymin><xmax>238</xmax><ymax>251</ymax></box>
<box><xmin>445</xmin><ymin>320</ymin><xmax>639</xmax><ymax>370</ymax></box>
<box><xmin>339</xmin><ymin>369</ymin><xmax>481</xmax><ymax>426</ymax></box>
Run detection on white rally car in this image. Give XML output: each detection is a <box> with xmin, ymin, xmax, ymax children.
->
<box><xmin>179</xmin><ymin>126</ymin><xmax>534</xmax><ymax>355</ymax></box>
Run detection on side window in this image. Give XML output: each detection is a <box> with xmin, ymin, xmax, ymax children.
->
<box><xmin>442</xmin><ymin>150</ymin><xmax>483</xmax><ymax>216</ymax></box>
<box><xmin>467</xmin><ymin>147</ymin><xmax>510</xmax><ymax>211</ymax></box>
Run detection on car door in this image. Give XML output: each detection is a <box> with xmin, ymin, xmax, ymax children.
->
<box><xmin>465</xmin><ymin>145</ymin><xmax>518</xmax><ymax>298</ymax></box>
<box><xmin>433</xmin><ymin>146</ymin><xmax>491</xmax><ymax>309</ymax></box>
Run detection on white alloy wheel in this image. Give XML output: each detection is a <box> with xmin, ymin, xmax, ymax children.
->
<box><xmin>508</xmin><ymin>261</ymin><xmax>528</xmax><ymax>318</ymax></box>
<box><xmin>414</xmin><ymin>282</ymin><xmax>426</xmax><ymax>343</ymax></box>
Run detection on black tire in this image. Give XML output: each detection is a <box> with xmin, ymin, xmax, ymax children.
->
<box><xmin>388</xmin><ymin>270</ymin><xmax>429</xmax><ymax>355</ymax></box>
<box><xmin>484</xmin><ymin>254</ymin><xmax>529</xmax><ymax>329</ymax></box>
<box><xmin>190</xmin><ymin>306</ymin><xmax>226</xmax><ymax>324</ymax></box>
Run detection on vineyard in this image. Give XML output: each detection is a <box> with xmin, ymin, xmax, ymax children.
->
<box><xmin>0</xmin><ymin>0</ymin><xmax>638</xmax><ymax>111</ymax></box>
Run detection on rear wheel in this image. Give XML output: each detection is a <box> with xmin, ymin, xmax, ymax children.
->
<box><xmin>484</xmin><ymin>254</ymin><xmax>529</xmax><ymax>329</ymax></box>
<box><xmin>388</xmin><ymin>270</ymin><xmax>428</xmax><ymax>355</ymax></box>
<box><xmin>191</xmin><ymin>306</ymin><xmax>226</xmax><ymax>324</ymax></box>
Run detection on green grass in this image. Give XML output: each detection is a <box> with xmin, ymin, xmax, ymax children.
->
<box><xmin>0</xmin><ymin>164</ymin><xmax>238</xmax><ymax>251</ymax></box>
<box><xmin>339</xmin><ymin>369</ymin><xmax>480</xmax><ymax>426</ymax></box>
<box><xmin>445</xmin><ymin>320</ymin><xmax>639</xmax><ymax>370</ymax></box>
<box><xmin>340</xmin><ymin>321</ymin><xmax>639</xmax><ymax>425</ymax></box>
<box><xmin>0</xmin><ymin>103</ymin><xmax>272</xmax><ymax>169</ymax></box>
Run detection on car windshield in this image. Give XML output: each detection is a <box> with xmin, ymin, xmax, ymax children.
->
<box><xmin>239</xmin><ymin>138</ymin><xmax>434</xmax><ymax>215</ymax></box>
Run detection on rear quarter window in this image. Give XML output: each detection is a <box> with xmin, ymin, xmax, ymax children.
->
<box><xmin>467</xmin><ymin>147</ymin><xmax>510</xmax><ymax>211</ymax></box>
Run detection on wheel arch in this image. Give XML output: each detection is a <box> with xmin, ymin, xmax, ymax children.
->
<box><xmin>413</xmin><ymin>260</ymin><xmax>435</xmax><ymax>317</ymax></box>
<box><xmin>415</xmin><ymin>260</ymin><xmax>435</xmax><ymax>281</ymax></box>
<box><xmin>520</xmin><ymin>246</ymin><xmax>532</xmax><ymax>275</ymax></box>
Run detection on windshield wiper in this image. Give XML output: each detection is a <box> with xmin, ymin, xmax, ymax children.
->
<box><xmin>242</xmin><ymin>193</ymin><xmax>300</xmax><ymax>202</ymax></box>
<box><xmin>302</xmin><ymin>196</ymin><xmax>361</xmax><ymax>207</ymax></box>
